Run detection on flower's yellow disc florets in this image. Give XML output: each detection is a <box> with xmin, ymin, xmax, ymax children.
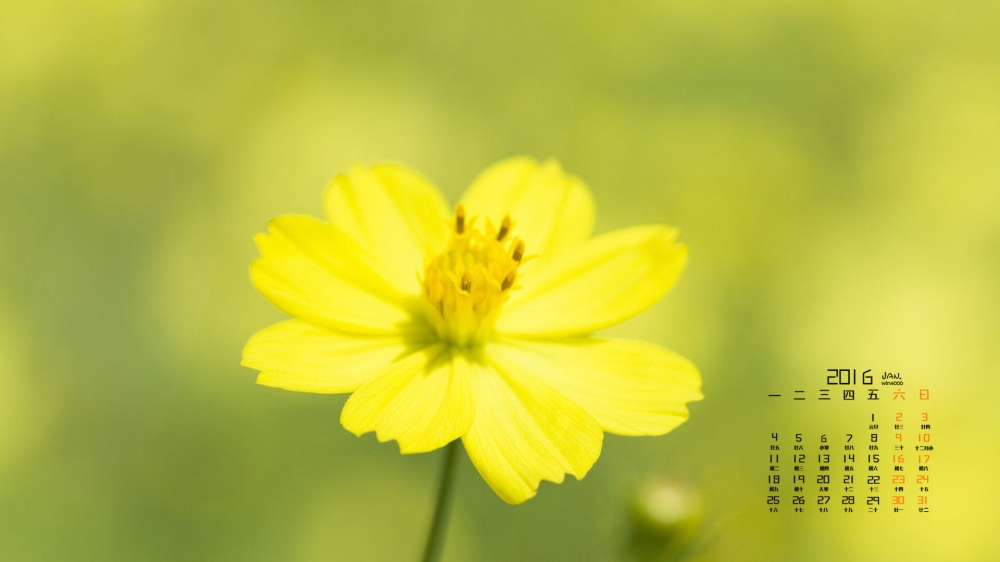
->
<box><xmin>422</xmin><ymin>204</ymin><xmax>526</xmax><ymax>347</ymax></box>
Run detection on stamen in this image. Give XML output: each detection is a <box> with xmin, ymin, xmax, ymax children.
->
<box><xmin>512</xmin><ymin>240</ymin><xmax>525</xmax><ymax>262</ymax></box>
<box><xmin>501</xmin><ymin>271</ymin><xmax>516</xmax><ymax>291</ymax></box>
<box><xmin>422</xmin><ymin>209</ymin><xmax>524</xmax><ymax>346</ymax></box>
<box><xmin>496</xmin><ymin>215</ymin><xmax>511</xmax><ymax>241</ymax></box>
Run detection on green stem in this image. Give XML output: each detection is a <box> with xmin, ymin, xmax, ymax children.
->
<box><xmin>421</xmin><ymin>439</ymin><xmax>460</xmax><ymax>562</ymax></box>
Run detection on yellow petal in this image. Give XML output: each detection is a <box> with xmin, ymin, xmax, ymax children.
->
<box><xmin>459</xmin><ymin>157</ymin><xmax>594</xmax><ymax>258</ymax></box>
<box><xmin>324</xmin><ymin>163</ymin><xmax>450</xmax><ymax>294</ymax></box>
<box><xmin>251</xmin><ymin>215</ymin><xmax>418</xmax><ymax>334</ymax></box>
<box><xmin>496</xmin><ymin>226</ymin><xmax>687</xmax><ymax>337</ymax></box>
<box><xmin>243</xmin><ymin>320</ymin><xmax>433</xmax><ymax>394</ymax></box>
<box><xmin>340</xmin><ymin>345</ymin><xmax>474</xmax><ymax>454</ymax></box>
<box><xmin>461</xmin><ymin>356</ymin><xmax>603</xmax><ymax>504</ymax></box>
<box><xmin>489</xmin><ymin>338</ymin><xmax>702</xmax><ymax>435</ymax></box>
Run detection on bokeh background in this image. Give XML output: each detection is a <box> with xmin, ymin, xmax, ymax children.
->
<box><xmin>1</xmin><ymin>0</ymin><xmax>998</xmax><ymax>560</ymax></box>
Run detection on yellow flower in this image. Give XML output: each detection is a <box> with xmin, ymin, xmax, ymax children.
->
<box><xmin>242</xmin><ymin>157</ymin><xmax>703</xmax><ymax>504</ymax></box>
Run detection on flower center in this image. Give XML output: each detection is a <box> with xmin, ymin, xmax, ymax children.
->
<box><xmin>421</xmin><ymin>204</ymin><xmax>525</xmax><ymax>347</ymax></box>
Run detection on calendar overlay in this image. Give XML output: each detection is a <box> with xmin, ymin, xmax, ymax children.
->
<box><xmin>766</xmin><ymin>370</ymin><xmax>933</xmax><ymax>514</ymax></box>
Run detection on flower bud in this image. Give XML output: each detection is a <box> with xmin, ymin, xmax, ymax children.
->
<box><xmin>629</xmin><ymin>479</ymin><xmax>703</xmax><ymax>560</ymax></box>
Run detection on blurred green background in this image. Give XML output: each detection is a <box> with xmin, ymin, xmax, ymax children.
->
<box><xmin>1</xmin><ymin>0</ymin><xmax>998</xmax><ymax>560</ymax></box>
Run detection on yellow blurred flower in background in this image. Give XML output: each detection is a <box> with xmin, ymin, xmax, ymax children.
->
<box><xmin>242</xmin><ymin>157</ymin><xmax>702</xmax><ymax>504</ymax></box>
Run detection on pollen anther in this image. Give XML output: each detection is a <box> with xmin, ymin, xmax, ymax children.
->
<box><xmin>501</xmin><ymin>272</ymin><xmax>515</xmax><ymax>291</ymax></box>
<box><xmin>512</xmin><ymin>240</ymin><xmax>525</xmax><ymax>262</ymax></box>
<box><xmin>496</xmin><ymin>215</ymin><xmax>511</xmax><ymax>241</ymax></box>
<box><xmin>455</xmin><ymin>204</ymin><xmax>465</xmax><ymax>234</ymax></box>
